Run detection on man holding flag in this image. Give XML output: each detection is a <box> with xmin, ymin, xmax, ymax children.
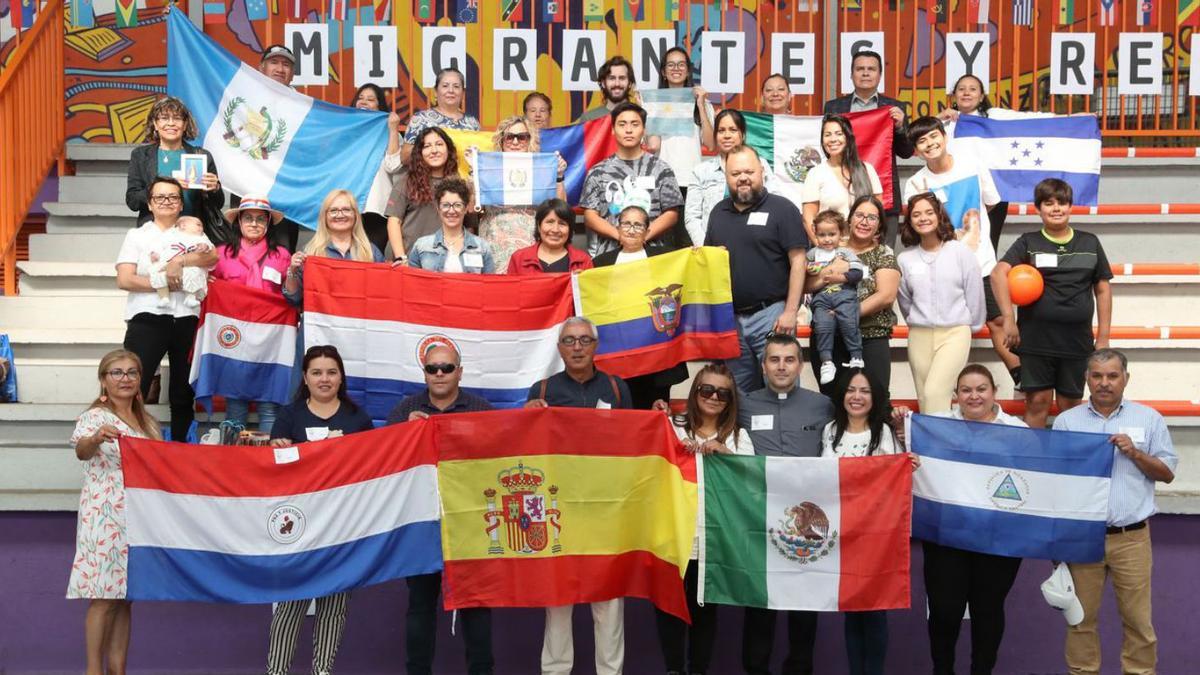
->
<box><xmin>1053</xmin><ymin>349</ymin><xmax>1177</xmax><ymax>675</ymax></box>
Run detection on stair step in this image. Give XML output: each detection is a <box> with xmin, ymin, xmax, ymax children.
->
<box><xmin>66</xmin><ymin>142</ymin><xmax>136</xmax><ymax>177</ymax></box>
<box><xmin>0</xmin><ymin>296</ymin><xmax>128</xmax><ymax>328</ymax></box>
<box><xmin>57</xmin><ymin>175</ymin><xmax>129</xmax><ymax>204</ymax></box>
<box><xmin>27</xmin><ymin>233</ymin><xmax>127</xmax><ymax>263</ymax></box>
<box><xmin>44</xmin><ymin>201</ymin><xmax>135</xmax><ymax>232</ymax></box>
<box><xmin>16</xmin><ymin>261</ymin><xmax>121</xmax><ymax>296</ymax></box>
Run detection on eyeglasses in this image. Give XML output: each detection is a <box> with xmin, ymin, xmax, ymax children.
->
<box><xmin>618</xmin><ymin>222</ymin><xmax>648</xmax><ymax>232</ymax></box>
<box><xmin>151</xmin><ymin>194</ymin><xmax>182</xmax><ymax>204</ymax></box>
<box><xmin>105</xmin><ymin>368</ymin><xmax>141</xmax><ymax>381</ymax></box>
<box><xmin>240</xmin><ymin>214</ymin><xmax>270</xmax><ymax>225</ymax></box>
<box><xmin>664</xmin><ymin>61</ymin><xmax>689</xmax><ymax>70</ymax></box>
<box><xmin>851</xmin><ymin>213</ymin><xmax>881</xmax><ymax>224</ymax></box>
<box><xmin>424</xmin><ymin>362</ymin><xmax>458</xmax><ymax>375</ymax></box>
<box><xmin>155</xmin><ymin>114</ymin><xmax>184</xmax><ymax>123</ymax></box>
<box><xmin>327</xmin><ymin>207</ymin><xmax>355</xmax><ymax>216</ymax></box>
<box><xmin>697</xmin><ymin>384</ymin><xmax>733</xmax><ymax>402</ymax></box>
<box><xmin>503</xmin><ymin>132</ymin><xmax>532</xmax><ymax>144</ymax></box>
<box><xmin>559</xmin><ymin>335</ymin><xmax>597</xmax><ymax>347</ymax></box>
<box><xmin>439</xmin><ymin>202</ymin><xmax>466</xmax><ymax>212</ymax></box>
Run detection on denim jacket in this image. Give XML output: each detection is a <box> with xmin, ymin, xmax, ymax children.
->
<box><xmin>408</xmin><ymin>229</ymin><xmax>496</xmax><ymax>274</ymax></box>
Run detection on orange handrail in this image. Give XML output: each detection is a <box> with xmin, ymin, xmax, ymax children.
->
<box><xmin>0</xmin><ymin>1</ymin><xmax>65</xmax><ymax>296</ymax></box>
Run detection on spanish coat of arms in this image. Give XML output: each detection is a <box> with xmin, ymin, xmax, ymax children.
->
<box><xmin>482</xmin><ymin>461</ymin><xmax>563</xmax><ymax>555</ymax></box>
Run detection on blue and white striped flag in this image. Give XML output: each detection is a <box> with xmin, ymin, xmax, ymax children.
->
<box><xmin>471</xmin><ymin>151</ymin><xmax>559</xmax><ymax>207</ymax></box>
<box><xmin>952</xmin><ymin>114</ymin><xmax>1101</xmax><ymax>206</ymax></box>
<box><xmin>166</xmin><ymin>9</ymin><xmax>388</xmax><ymax>230</ymax></box>
<box><xmin>1012</xmin><ymin>0</ymin><xmax>1034</xmax><ymax>24</ymax></box>
<box><xmin>909</xmin><ymin>414</ymin><xmax>1114</xmax><ymax>563</ymax></box>
<box><xmin>640</xmin><ymin>88</ymin><xmax>698</xmax><ymax>139</ymax></box>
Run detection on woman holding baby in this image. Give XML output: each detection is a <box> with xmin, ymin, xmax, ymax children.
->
<box><xmin>115</xmin><ymin>176</ymin><xmax>218</xmax><ymax>441</ymax></box>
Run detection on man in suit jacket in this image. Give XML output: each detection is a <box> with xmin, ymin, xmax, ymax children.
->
<box><xmin>823</xmin><ymin>50</ymin><xmax>914</xmax><ymax>249</ymax></box>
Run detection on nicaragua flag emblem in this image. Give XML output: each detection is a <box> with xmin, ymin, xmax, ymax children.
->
<box><xmin>166</xmin><ymin>8</ymin><xmax>389</xmax><ymax>229</ymax></box>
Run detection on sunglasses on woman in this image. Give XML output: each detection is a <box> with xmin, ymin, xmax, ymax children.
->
<box><xmin>424</xmin><ymin>363</ymin><xmax>458</xmax><ymax>375</ymax></box>
<box><xmin>697</xmin><ymin>384</ymin><xmax>733</xmax><ymax>402</ymax></box>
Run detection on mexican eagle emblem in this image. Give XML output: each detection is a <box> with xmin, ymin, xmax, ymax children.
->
<box><xmin>769</xmin><ymin>501</ymin><xmax>838</xmax><ymax>564</ymax></box>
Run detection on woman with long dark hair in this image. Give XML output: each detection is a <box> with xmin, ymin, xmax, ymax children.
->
<box><xmin>385</xmin><ymin>126</ymin><xmax>467</xmax><ymax>259</ymax></box>
<box><xmin>265</xmin><ymin>345</ymin><xmax>374</xmax><ymax>675</ymax></box>
<box><xmin>800</xmin><ymin>114</ymin><xmax>883</xmax><ymax>241</ymax></box>
<box><xmin>654</xmin><ymin>363</ymin><xmax>753</xmax><ymax>675</ymax></box>
<box><xmin>644</xmin><ymin>46</ymin><xmax>716</xmax><ymax>208</ymax></box>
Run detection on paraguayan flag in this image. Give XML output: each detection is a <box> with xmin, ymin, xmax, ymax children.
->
<box><xmin>166</xmin><ymin>9</ymin><xmax>388</xmax><ymax>229</ymax></box>
<box><xmin>471</xmin><ymin>151</ymin><xmax>559</xmax><ymax>207</ymax></box>
<box><xmin>953</xmin><ymin>114</ymin><xmax>1101</xmax><ymax>206</ymax></box>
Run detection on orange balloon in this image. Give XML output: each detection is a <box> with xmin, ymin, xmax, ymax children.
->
<box><xmin>1008</xmin><ymin>264</ymin><xmax>1045</xmax><ymax>306</ymax></box>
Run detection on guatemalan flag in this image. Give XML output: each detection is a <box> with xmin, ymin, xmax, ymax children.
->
<box><xmin>953</xmin><ymin>114</ymin><xmax>1101</xmax><ymax>206</ymax></box>
<box><xmin>122</xmin><ymin>423</ymin><xmax>443</xmax><ymax>602</ymax></box>
<box><xmin>908</xmin><ymin>414</ymin><xmax>1114</xmax><ymax>563</ymax></box>
<box><xmin>471</xmin><ymin>151</ymin><xmax>559</xmax><ymax>207</ymax></box>
<box><xmin>189</xmin><ymin>280</ymin><xmax>298</xmax><ymax>410</ymax></box>
<box><xmin>166</xmin><ymin>9</ymin><xmax>389</xmax><ymax>229</ymax></box>
<box><xmin>302</xmin><ymin>257</ymin><xmax>574</xmax><ymax>423</ymax></box>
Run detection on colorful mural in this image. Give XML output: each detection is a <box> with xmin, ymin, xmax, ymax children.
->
<box><xmin>0</xmin><ymin>0</ymin><xmax>1194</xmax><ymax>144</ymax></box>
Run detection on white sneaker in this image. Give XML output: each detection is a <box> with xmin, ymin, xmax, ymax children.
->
<box><xmin>819</xmin><ymin>361</ymin><xmax>837</xmax><ymax>384</ymax></box>
<box><xmin>847</xmin><ymin>357</ymin><xmax>865</xmax><ymax>369</ymax></box>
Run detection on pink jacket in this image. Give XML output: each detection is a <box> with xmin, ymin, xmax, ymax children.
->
<box><xmin>212</xmin><ymin>240</ymin><xmax>291</xmax><ymax>294</ymax></box>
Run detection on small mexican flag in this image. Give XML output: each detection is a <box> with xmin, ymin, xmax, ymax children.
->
<box><xmin>741</xmin><ymin>107</ymin><xmax>896</xmax><ymax>209</ymax></box>
<box><xmin>699</xmin><ymin>454</ymin><xmax>912</xmax><ymax>612</ymax></box>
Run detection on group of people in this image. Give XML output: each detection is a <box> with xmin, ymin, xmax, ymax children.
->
<box><xmin>71</xmin><ymin>39</ymin><xmax>1177</xmax><ymax>675</ymax></box>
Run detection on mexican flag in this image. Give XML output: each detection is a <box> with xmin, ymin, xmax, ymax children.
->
<box><xmin>742</xmin><ymin>107</ymin><xmax>897</xmax><ymax>209</ymax></box>
<box><xmin>699</xmin><ymin>454</ymin><xmax>912</xmax><ymax>612</ymax></box>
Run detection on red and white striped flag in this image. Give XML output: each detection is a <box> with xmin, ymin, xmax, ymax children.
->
<box><xmin>329</xmin><ymin>0</ymin><xmax>348</xmax><ymax>20</ymax></box>
<box><xmin>967</xmin><ymin>0</ymin><xmax>990</xmax><ymax>23</ymax></box>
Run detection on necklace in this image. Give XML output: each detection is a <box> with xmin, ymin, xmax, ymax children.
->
<box><xmin>917</xmin><ymin>243</ymin><xmax>942</xmax><ymax>265</ymax></box>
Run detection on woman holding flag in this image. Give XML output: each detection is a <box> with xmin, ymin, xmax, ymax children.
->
<box><xmin>476</xmin><ymin>116</ymin><xmax>568</xmax><ymax>270</ymax></box>
<box><xmin>210</xmin><ymin>196</ymin><xmax>290</xmax><ymax>431</ymax></box>
<box><xmin>69</xmin><ymin>349</ymin><xmax>161</xmax><ymax>675</ymax></box>
<box><xmin>800</xmin><ymin>115</ymin><xmax>884</xmax><ymax>240</ymax></box>
<box><xmin>506</xmin><ymin>199</ymin><xmax>593</xmax><ymax>274</ymax></box>
<box><xmin>894</xmin><ymin>364</ymin><xmax>1027</xmax><ymax>675</ymax></box>
<box><xmin>266</xmin><ymin>345</ymin><xmax>374</xmax><ymax>675</ymax></box>
<box><xmin>643</xmin><ymin>47</ymin><xmax>716</xmax><ymax>200</ymax></box>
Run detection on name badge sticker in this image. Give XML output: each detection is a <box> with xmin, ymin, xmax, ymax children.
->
<box><xmin>274</xmin><ymin>446</ymin><xmax>300</xmax><ymax>464</ymax></box>
<box><xmin>305</xmin><ymin>427</ymin><xmax>330</xmax><ymax>441</ymax></box>
<box><xmin>596</xmin><ymin>399</ymin><xmax>612</xmax><ymax>410</ymax></box>
<box><xmin>1034</xmin><ymin>253</ymin><xmax>1058</xmax><ymax>268</ymax></box>
<box><xmin>1119</xmin><ymin>426</ymin><xmax>1146</xmax><ymax>444</ymax></box>
<box><xmin>262</xmin><ymin>266</ymin><xmax>283</xmax><ymax>284</ymax></box>
<box><xmin>747</xmin><ymin>212</ymin><xmax>769</xmax><ymax>226</ymax></box>
<box><xmin>635</xmin><ymin>176</ymin><xmax>656</xmax><ymax>190</ymax></box>
<box><xmin>462</xmin><ymin>252</ymin><xmax>484</xmax><ymax>268</ymax></box>
<box><xmin>751</xmin><ymin>414</ymin><xmax>774</xmax><ymax>431</ymax></box>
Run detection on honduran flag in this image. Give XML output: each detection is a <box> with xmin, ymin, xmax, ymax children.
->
<box><xmin>471</xmin><ymin>151</ymin><xmax>559</xmax><ymax>207</ymax></box>
<box><xmin>167</xmin><ymin>9</ymin><xmax>389</xmax><ymax>229</ymax></box>
<box><xmin>302</xmin><ymin>257</ymin><xmax>574</xmax><ymax>423</ymax></box>
<box><xmin>908</xmin><ymin>414</ymin><xmax>1114</xmax><ymax>563</ymax></box>
<box><xmin>189</xmin><ymin>279</ymin><xmax>298</xmax><ymax>410</ymax></box>
<box><xmin>700</xmin><ymin>454</ymin><xmax>912</xmax><ymax>612</ymax></box>
<box><xmin>438</xmin><ymin>408</ymin><xmax>697</xmax><ymax>620</ymax></box>
<box><xmin>953</xmin><ymin>114</ymin><xmax>1101</xmax><ymax>206</ymax></box>
<box><xmin>573</xmin><ymin>247</ymin><xmax>739</xmax><ymax>380</ymax></box>
<box><xmin>122</xmin><ymin>423</ymin><xmax>443</xmax><ymax>602</ymax></box>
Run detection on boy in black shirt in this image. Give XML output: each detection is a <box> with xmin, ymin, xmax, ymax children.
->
<box><xmin>990</xmin><ymin>178</ymin><xmax>1113</xmax><ymax>428</ymax></box>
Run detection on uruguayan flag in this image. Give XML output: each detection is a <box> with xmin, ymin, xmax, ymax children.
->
<box><xmin>909</xmin><ymin>414</ymin><xmax>1114</xmax><ymax>563</ymax></box>
<box><xmin>166</xmin><ymin>9</ymin><xmax>388</xmax><ymax>229</ymax></box>
<box><xmin>640</xmin><ymin>88</ymin><xmax>698</xmax><ymax>138</ymax></box>
<box><xmin>471</xmin><ymin>151</ymin><xmax>559</xmax><ymax>207</ymax></box>
<box><xmin>953</xmin><ymin>115</ymin><xmax>1101</xmax><ymax>206</ymax></box>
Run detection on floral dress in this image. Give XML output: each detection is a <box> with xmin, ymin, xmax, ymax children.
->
<box><xmin>67</xmin><ymin>407</ymin><xmax>148</xmax><ymax>599</ymax></box>
<box><xmin>478</xmin><ymin>206</ymin><xmax>535</xmax><ymax>272</ymax></box>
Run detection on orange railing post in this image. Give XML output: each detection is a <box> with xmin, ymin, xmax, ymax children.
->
<box><xmin>0</xmin><ymin>0</ymin><xmax>65</xmax><ymax>296</ymax></box>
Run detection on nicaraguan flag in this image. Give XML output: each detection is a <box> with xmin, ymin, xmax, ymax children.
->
<box><xmin>472</xmin><ymin>151</ymin><xmax>559</xmax><ymax>207</ymax></box>
<box><xmin>302</xmin><ymin>257</ymin><xmax>574</xmax><ymax>422</ymax></box>
<box><xmin>908</xmin><ymin>414</ymin><xmax>1114</xmax><ymax>563</ymax></box>
<box><xmin>640</xmin><ymin>88</ymin><xmax>698</xmax><ymax>139</ymax></box>
<box><xmin>953</xmin><ymin>114</ymin><xmax>1101</xmax><ymax>206</ymax></box>
<box><xmin>122</xmin><ymin>422</ymin><xmax>443</xmax><ymax>602</ymax></box>
<box><xmin>188</xmin><ymin>279</ymin><xmax>298</xmax><ymax>410</ymax></box>
<box><xmin>166</xmin><ymin>8</ymin><xmax>388</xmax><ymax>229</ymax></box>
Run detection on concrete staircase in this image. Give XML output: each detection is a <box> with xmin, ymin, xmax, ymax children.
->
<box><xmin>1</xmin><ymin>144</ymin><xmax>1198</xmax><ymax>510</ymax></box>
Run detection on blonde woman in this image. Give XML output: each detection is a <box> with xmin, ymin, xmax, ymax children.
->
<box><xmin>69</xmin><ymin>349</ymin><xmax>161</xmax><ymax>675</ymax></box>
<box><xmin>282</xmin><ymin>189</ymin><xmax>385</xmax><ymax>306</ymax></box>
<box><xmin>474</xmin><ymin>115</ymin><xmax>568</xmax><ymax>270</ymax></box>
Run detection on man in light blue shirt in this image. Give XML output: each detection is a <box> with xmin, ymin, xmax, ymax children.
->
<box><xmin>1052</xmin><ymin>348</ymin><xmax>1176</xmax><ymax>675</ymax></box>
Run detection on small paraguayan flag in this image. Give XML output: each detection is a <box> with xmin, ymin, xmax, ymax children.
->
<box><xmin>640</xmin><ymin>88</ymin><xmax>697</xmax><ymax>139</ymax></box>
<box><xmin>245</xmin><ymin>0</ymin><xmax>269</xmax><ymax>20</ymax></box>
<box><xmin>471</xmin><ymin>151</ymin><xmax>559</xmax><ymax>207</ymax></box>
<box><xmin>1136</xmin><ymin>0</ymin><xmax>1153</xmax><ymax>25</ymax></box>
<box><xmin>1012</xmin><ymin>0</ymin><xmax>1033</xmax><ymax>24</ymax></box>
<box><xmin>953</xmin><ymin>114</ymin><xmax>1101</xmax><ymax>206</ymax></box>
<box><xmin>166</xmin><ymin>8</ymin><xmax>388</xmax><ymax>229</ymax></box>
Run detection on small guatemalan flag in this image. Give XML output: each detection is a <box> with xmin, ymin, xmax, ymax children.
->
<box><xmin>471</xmin><ymin>151</ymin><xmax>560</xmax><ymax>208</ymax></box>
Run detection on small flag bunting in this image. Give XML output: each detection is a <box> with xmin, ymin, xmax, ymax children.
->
<box><xmin>1058</xmin><ymin>0</ymin><xmax>1074</xmax><ymax>22</ymax></box>
<box><xmin>500</xmin><ymin>0</ymin><xmax>523</xmax><ymax>21</ymax></box>
<box><xmin>583</xmin><ymin>0</ymin><xmax>604</xmax><ymax>21</ymax></box>
<box><xmin>246</xmin><ymin>0</ymin><xmax>269</xmax><ymax>20</ymax></box>
<box><xmin>1135</xmin><ymin>0</ymin><xmax>1154</xmax><ymax>25</ymax></box>
<box><xmin>1099</xmin><ymin>0</ymin><xmax>1117</xmax><ymax>25</ymax></box>
<box><xmin>115</xmin><ymin>0</ymin><xmax>137</xmax><ymax>27</ymax></box>
<box><xmin>967</xmin><ymin>0</ymin><xmax>990</xmax><ymax>23</ymax></box>
<box><xmin>70</xmin><ymin>0</ymin><xmax>95</xmax><ymax>28</ymax></box>
<box><xmin>203</xmin><ymin>0</ymin><xmax>226</xmax><ymax>24</ymax></box>
<box><xmin>1012</xmin><ymin>0</ymin><xmax>1033</xmax><ymax>24</ymax></box>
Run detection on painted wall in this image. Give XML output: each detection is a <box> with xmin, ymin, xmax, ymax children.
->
<box><xmin>3</xmin><ymin>511</ymin><xmax>1197</xmax><ymax>673</ymax></box>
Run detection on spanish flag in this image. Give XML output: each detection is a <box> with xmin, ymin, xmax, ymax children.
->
<box><xmin>573</xmin><ymin>247</ymin><xmax>740</xmax><ymax>380</ymax></box>
<box><xmin>437</xmin><ymin>408</ymin><xmax>698</xmax><ymax>620</ymax></box>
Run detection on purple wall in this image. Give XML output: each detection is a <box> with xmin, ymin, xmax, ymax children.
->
<box><xmin>3</xmin><ymin>512</ymin><xmax>1197</xmax><ymax>674</ymax></box>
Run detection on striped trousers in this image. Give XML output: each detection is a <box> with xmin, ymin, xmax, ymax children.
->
<box><xmin>266</xmin><ymin>592</ymin><xmax>350</xmax><ymax>675</ymax></box>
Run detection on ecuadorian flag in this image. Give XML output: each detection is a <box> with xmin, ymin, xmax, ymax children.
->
<box><xmin>437</xmin><ymin>408</ymin><xmax>697</xmax><ymax>620</ymax></box>
<box><xmin>573</xmin><ymin>247</ymin><xmax>739</xmax><ymax>380</ymax></box>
